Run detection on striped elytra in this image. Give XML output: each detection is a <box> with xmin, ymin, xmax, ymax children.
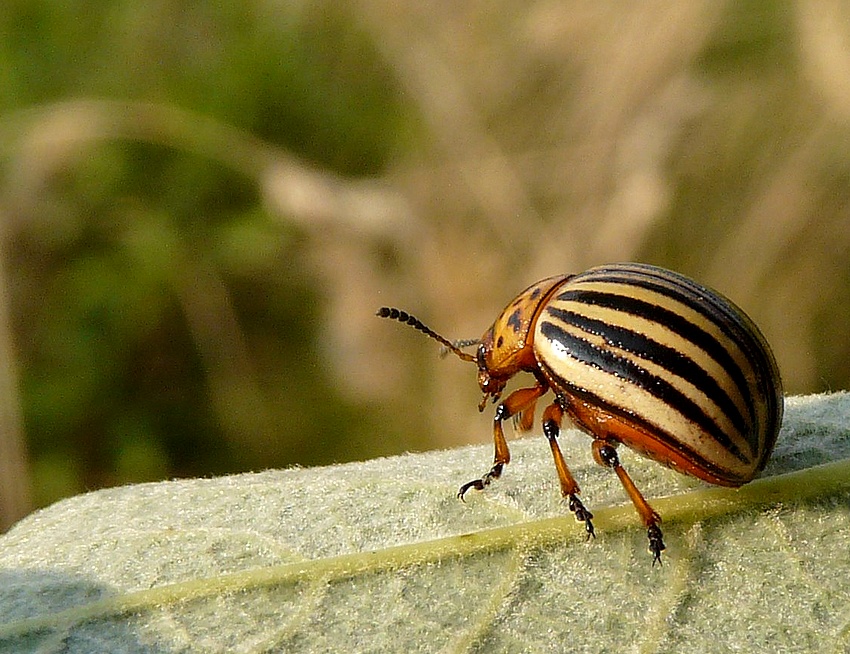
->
<box><xmin>533</xmin><ymin>263</ymin><xmax>783</xmax><ymax>486</ymax></box>
<box><xmin>377</xmin><ymin>262</ymin><xmax>784</xmax><ymax>563</ymax></box>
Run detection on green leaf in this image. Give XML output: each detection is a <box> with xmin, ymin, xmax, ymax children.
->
<box><xmin>1</xmin><ymin>393</ymin><xmax>849</xmax><ymax>653</ymax></box>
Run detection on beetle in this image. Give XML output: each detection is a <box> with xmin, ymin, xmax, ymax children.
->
<box><xmin>377</xmin><ymin>262</ymin><xmax>784</xmax><ymax>563</ymax></box>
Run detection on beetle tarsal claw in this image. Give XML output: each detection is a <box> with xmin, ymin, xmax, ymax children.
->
<box><xmin>456</xmin><ymin>480</ymin><xmax>482</xmax><ymax>501</ymax></box>
<box><xmin>457</xmin><ymin>462</ymin><xmax>504</xmax><ymax>500</ymax></box>
<box><xmin>568</xmin><ymin>494</ymin><xmax>595</xmax><ymax>540</ymax></box>
<box><xmin>648</xmin><ymin>524</ymin><xmax>666</xmax><ymax>565</ymax></box>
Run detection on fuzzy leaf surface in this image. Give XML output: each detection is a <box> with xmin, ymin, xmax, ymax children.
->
<box><xmin>0</xmin><ymin>393</ymin><xmax>849</xmax><ymax>653</ymax></box>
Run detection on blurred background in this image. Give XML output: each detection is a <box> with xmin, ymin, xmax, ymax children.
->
<box><xmin>0</xmin><ymin>1</ymin><xmax>848</xmax><ymax>530</ymax></box>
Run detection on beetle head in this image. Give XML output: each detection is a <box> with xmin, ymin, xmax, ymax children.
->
<box><xmin>473</xmin><ymin>275</ymin><xmax>570</xmax><ymax>407</ymax></box>
<box><xmin>474</xmin><ymin>332</ymin><xmax>509</xmax><ymax>409</ymax></box>
<box><xmin>377</xmin><ymin>274</ymin><xmax>569</xmax><ymax>411</ymax></box>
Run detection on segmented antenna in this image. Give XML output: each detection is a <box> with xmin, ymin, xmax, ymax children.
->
<box><xmin>376</xmin><ymin>307</ymin><xmax>476</xmax><ymax>363</ymax></box>
<box><xmin>439</xmin><ymin>338</ymin><xmax>480</xmax><ymax>359</ymax></box>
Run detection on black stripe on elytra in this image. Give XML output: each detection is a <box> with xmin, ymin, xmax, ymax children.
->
<box><xmin>554</xmin><ymin>288</ymin><xmax>755</xmax><ymax>429</ymax></box>
<box><xmin>545</xmin><ymin>305</ymin><xmax>749</xmax><ymax>440</ymax></box>
<box><xmin>546</xmin><ymin>369</ymin><xmax>743</xmax><ymax>482</ymax></box>
<box><xmin>575</xmin><ymin>264</ymin><xmax>729</xmax><ymax>323</ymax></box>
<box><xmin>539</xmin><ymin>320</ymin><xmax>750</xmax><ymax>464</ymax></box>
<box><xmin>569</xmin><ymin>264</ymin><xmax>773</xmax><ymax>396</ymax></box>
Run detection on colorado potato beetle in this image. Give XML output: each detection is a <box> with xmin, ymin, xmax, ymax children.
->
<box><xmin>377</xmin><ymin>262</ymin><xmax>783</xmax><ymax>563</ymax></box>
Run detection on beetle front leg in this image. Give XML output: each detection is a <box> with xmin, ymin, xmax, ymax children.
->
<box><xmin>592</xmin><ymin>440</ymin><xmax>666</xmax><ymax>564</ymax></box>
<box><xmin>458</xmin><ymin>384</ymin><xmax>547</xmax><ymax>500</ymax></box>
<box><xmin>541</xmin><ymin>401</ymin><xmax>595</xmax><ymax>539</ymax></box>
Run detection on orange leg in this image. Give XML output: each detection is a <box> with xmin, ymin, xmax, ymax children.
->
<box><xmin>541</xmin><ymin>401</ymin><xmax>595</xmax><ymax>539</ymax></box>
<box><xmin>592</xmin><ymin>440</ymin><xmax>666</xmax><ymax>564</ymax></box>
<box><xmin>458</xmin><ymin>384</ymin><xmax>547</xmax><ymax>499</ymax></box>
<box><xmin>514</xmin><ymin>398</ymin><xmax>538</xmax><ymax>433</ymax></box>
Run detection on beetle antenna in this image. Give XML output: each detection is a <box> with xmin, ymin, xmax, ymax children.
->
<box><xmin>376</xmin><ymin>307</ymin><xmax>476</xmax><ymax>363</ymax></box>
<box><xmin>439</xmin><ymin>338</ymin><xmax>480</xmax><ymax>359</ymax></box>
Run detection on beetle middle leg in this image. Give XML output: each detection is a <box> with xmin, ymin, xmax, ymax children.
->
<box><xmin>541</xmin><ymin>400</ymin><xmax>595</xmax><ymax>539</ymax></box>
<box><xmin>458</xmin><ymin>384</ymin><xmax>547</xmax><ymax>500</ymax></box>
<box><xmin>592</xmin><ymin>440</ymin><xmax>666</xmax><ymax>564</ymax></box>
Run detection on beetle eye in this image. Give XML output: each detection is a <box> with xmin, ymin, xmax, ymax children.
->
<box><xmin>476</xmin><ymin>344</ymin><xmax>487</xmax><ymax>370</ymax></box>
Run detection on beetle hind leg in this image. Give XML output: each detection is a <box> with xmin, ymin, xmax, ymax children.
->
<box><xmin>592</xmin><ymin>440</ymin><xmax>666</xmax><ymax>564</ymax></box>
<box><xmin>458</xmin><ymin>385</ymin><xmax>546</xmax><ymax>500</ymax></box>
<box><xmin>541</xmin><ymin>401</ymin><xmax>595</xmax><ymax>540</ymax></box>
